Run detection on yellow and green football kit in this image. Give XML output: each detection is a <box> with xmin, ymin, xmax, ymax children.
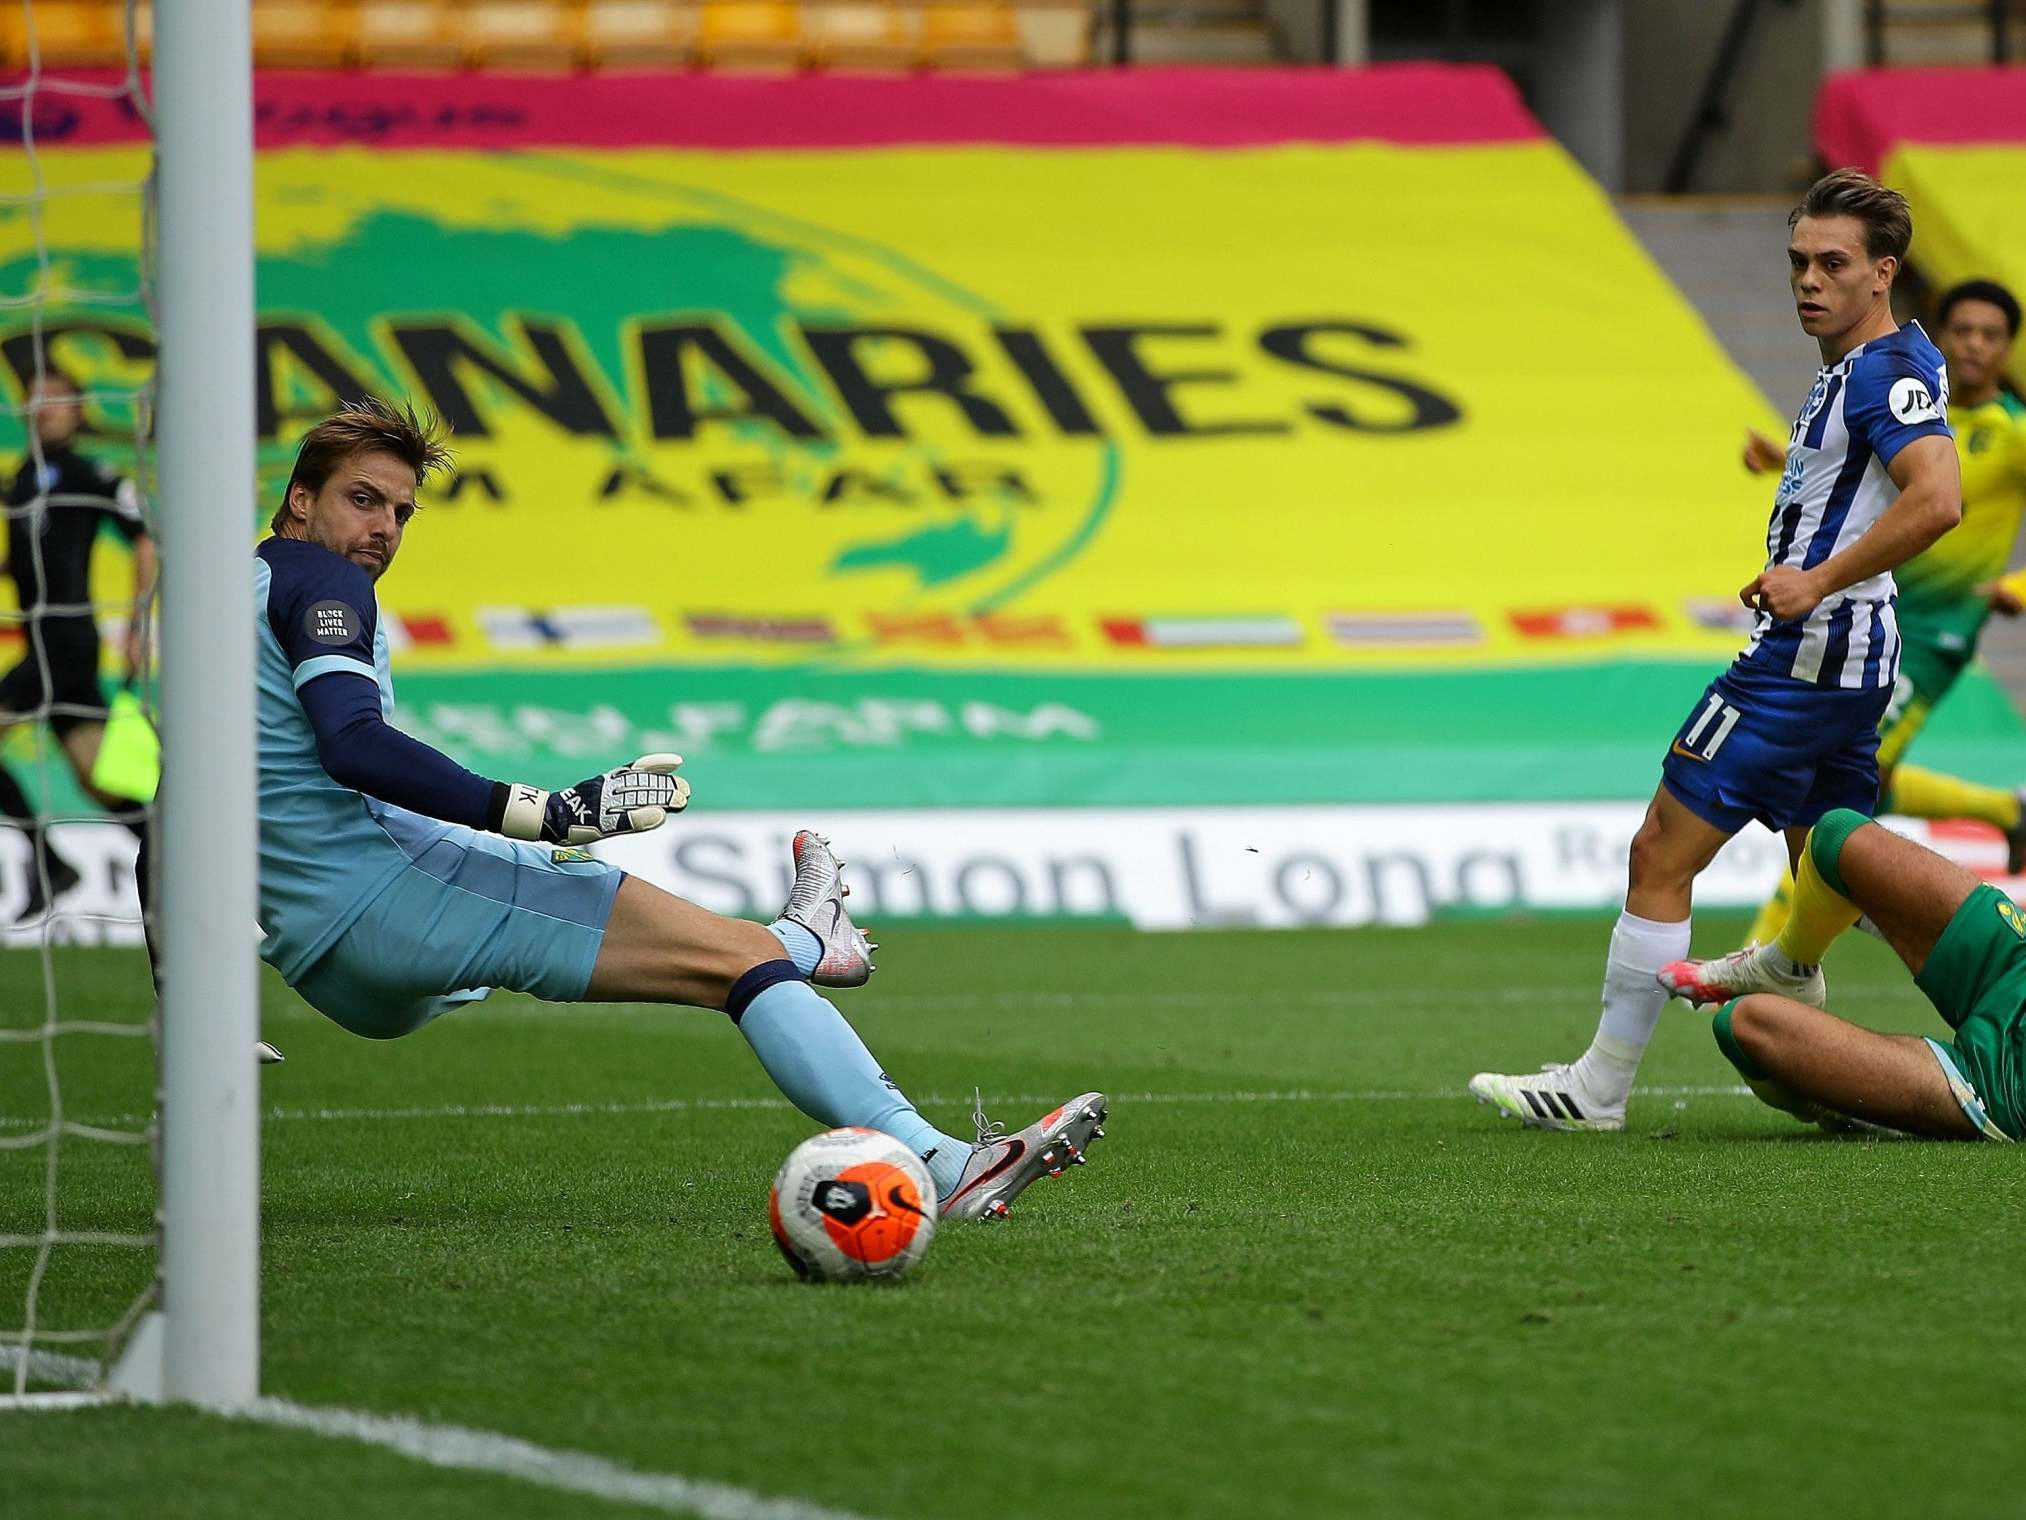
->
<box><xmin>1720</xmin><ymin>809</ymin><xmax>2024</xmax><ymax>1140</ymax></box>
<box><xmin>1745</xmin><ymin>392</ymin><xmax>2026</xmax><ymax>949</ymax></box>
<box><xmin>1877</xmin><ymin>391</ymin><xmax>2026</xmax><ymax>767</ymax></box>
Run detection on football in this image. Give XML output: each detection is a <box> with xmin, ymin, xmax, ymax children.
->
<box><xmin>768</xmin><ymin>1128</ymin><xmax>939</xmax><ymax>1282</ymax></box>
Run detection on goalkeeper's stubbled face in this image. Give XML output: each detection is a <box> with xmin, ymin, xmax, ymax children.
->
<box><xmin>286</xmin><ymin>447</ymin><xmax>418</xmax><ymax>582</ymax></box>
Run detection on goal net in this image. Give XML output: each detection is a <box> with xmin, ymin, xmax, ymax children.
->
<box><xmin>1</xmin><ymin>0</ymin><xmax>258</xmax><ymax>1408</ymax></box>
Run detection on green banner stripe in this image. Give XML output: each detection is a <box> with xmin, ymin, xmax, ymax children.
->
<box><xmin>379</xmin><ymin>659</ymin><xmax>2026</xmax><ymax>810</ymax></box>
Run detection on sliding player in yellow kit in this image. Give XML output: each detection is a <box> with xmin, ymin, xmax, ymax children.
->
<box><xmin>1742</xmin><ymin>278</ymin><xmax>2026</xmax><ymax>947</ymax></box>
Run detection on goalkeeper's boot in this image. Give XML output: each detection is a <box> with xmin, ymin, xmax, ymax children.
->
<box><xmin>1468</xmin><ymin>1064</ymin><xmax>1624</xmax><ymax>1132</ymax></box>
<box><xmin>1656</xmin><ymin>943</ymin><xmax>1826</xmax><ymax>1009</ymax></box>
<box><xmin>940</xmin><ymin>1090</ymin><xmax>1107</xmax><ymax>1221</ymax></box>
<box><xmin>780</xmin><ymin>829</ymin><xmax>877</xmax><ymax>989</ymax></box>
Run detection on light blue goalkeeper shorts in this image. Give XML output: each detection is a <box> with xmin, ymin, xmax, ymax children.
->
<box><xmin>289</xmin><ymin>826</ymin><xmax>624</xmax><ymax>1040</ymax></box>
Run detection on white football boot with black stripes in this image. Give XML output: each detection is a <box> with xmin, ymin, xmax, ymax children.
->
<box><xmin>1468</xmin><ymin>1063</ymin><xmax>1624</xmax><ymax>1132</ymax></box>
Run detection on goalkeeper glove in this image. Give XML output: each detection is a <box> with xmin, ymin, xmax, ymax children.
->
<box><xmin>494</xmin><ymin>753</ymin><xmax>690</xmax><ymax>845</ymax></box>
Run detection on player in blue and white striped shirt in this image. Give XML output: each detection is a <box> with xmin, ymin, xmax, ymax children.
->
<box><xmin>1471</xmin><ymin>169</ymin><xmax>1964</xmax><ymax>1132</ymax></box>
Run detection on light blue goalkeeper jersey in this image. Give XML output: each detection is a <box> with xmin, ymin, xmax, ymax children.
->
<box><xmin>255</xmin><ymin>537</ymin><xmax>456</xmax><ymax>980</ymax></box>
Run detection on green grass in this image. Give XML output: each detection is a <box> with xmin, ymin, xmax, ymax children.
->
<box><xmin>6</xmin><ymin>917</ymin><xmax>2026</xmax><ymax>1518</ymax></box>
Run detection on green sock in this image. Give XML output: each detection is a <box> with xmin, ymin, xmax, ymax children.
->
<box><xmin>1712</xmin><ymin>999</ymin><xmax>1769</xmax><ymax>1080</ymax></box>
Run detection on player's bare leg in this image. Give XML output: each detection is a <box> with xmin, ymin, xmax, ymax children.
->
<box><xmin>1715</xmin><ymin>992</ymin><xmax>1976</xmax><ymax>1138</ymax></box>
<box><xmin>1621</xmin><ymin>784</ymin><xmax>1736</xmax><ymax>921</ymax></box>
<box><xmin>1470</xmin><ymin>784</ymin><xmax>1730</xmax><ymax>1131</ymax></box>
<box><xmin>585</xmin><ymin>875</ymin><xmax>784</xmax><ymax>1007</ymax></box>
<box><xmin>1668</xmin><ymin>810</ymin><xmax>1994</xmax><ymax>1132</ymax></box>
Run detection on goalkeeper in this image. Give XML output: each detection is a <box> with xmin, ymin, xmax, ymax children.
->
<box><xmin>1662</xmin><ymin>809</ymin><xmax>2024</xmax><ymax>1141</ymax></box>
<box><xmin>253</xmin><ymin>401</ymin><xmax>1104</xmax><ymax>1221</ymax></box>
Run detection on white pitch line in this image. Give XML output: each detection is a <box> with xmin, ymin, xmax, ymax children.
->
<box><xmin>0</xmin><ymin>1343</ymin><xmax>98</xmax><ymax>1388</ymax></box>
<box><xmin>0</xmin><ymin>1345</ymin><xmax>881</xmax><ymax>1520</ymax></box>
<box><xmin>235</xmin><ymin>1399</ymin><xmax>883</xmax><ymax>1520</ymax></box>
<box><xmin>0</xmin><ymin>1084</ymin><xmax>1756</xmax><ymax>1133</ymax></box>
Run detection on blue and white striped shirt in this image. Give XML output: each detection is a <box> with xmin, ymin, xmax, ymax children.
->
<box><xmin>1740</xmin><ymin>321</ymin><xmax>1952</xmax><ymax>689</ymax></box>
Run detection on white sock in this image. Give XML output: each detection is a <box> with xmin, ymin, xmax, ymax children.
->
<box><xmin>1572</xmin><ymin>910</ymin><xmax>1691</xmax><ymax>1103</ymax></box>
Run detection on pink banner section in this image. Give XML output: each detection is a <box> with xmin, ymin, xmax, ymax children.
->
<box><xmin>1815</xmin><ymin>67</ymin><xmax>2026</xmax><ymax>174</ymax></box>
<box><xmin>2</xmin><ymin>63</ymin><xmax>1543</xmax><ymax>151</ymax></box>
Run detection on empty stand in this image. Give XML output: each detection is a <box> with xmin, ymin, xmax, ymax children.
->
<box><xmin>584</xmin><ymin>0</ymin><xmax>700</xmax><ymax>66</ymax></box>
<box><xmin>356</xmin><ymin>0</ymin><xmax>466</xmax><ymax>70</ymax></box>
<box><xmin>0</xmin><ymin>0</ymin><xmax>129</xmax><ymax>70</ymax></box>
<box><xmin>465</xmin><ymin>0</ymin><xmax>587</xmax><ymax>69</ymax></box>
<box><xmin>0</xmin><ymin>0</ymin><xmax>1092</xmax><ymax>75</ymax></box>
<box><xmin>919</xmin><ymin>0</ymin><xmax>1023</xmax><ymax>69</ymax></box>
<box><xmin>253</xmin><ymin>1</ymin><xmax>359</xmax><ymax>69</ymax></box>
<box><xmin>696</xmin><ymin>0</ymin><xmax>803</xmax><ymax>71</ymax></box>
<box><xmin>1013</xmin><ymin>1</ymin><xmax>1090</xmax><ymax>67</ymax></box>
<box><xmin>806</xmin><ymin>0</ymin><xmax>916</xmax><ymax>72</ymax></box>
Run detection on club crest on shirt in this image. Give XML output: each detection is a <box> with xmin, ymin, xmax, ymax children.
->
<box><xmin>305</xmin><ymin>601</ymin><xmax>361</xmax><ymax>645</ymax></box>
<box><xmin>1791</xmin><ymin>373</ymin><xmax>1834</xmax><ymax>443</ymax></box>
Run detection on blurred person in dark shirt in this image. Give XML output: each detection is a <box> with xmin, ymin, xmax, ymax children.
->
<box><xmin>1</xmin><ymin>369</ymin><xmax>155</xmax><ymax>925</ymax></box>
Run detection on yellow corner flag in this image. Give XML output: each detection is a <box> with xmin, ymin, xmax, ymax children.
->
<box><xmin>91</xmin><ymin>687</ymin><xmax>159</xmax><ymax>803</ymax></box>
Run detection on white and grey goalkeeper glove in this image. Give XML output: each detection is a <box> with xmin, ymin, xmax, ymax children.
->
<box><xmin>495</xmin><ymin>753</ymin><xmax>690</xmax><ymax>845</ymax></box>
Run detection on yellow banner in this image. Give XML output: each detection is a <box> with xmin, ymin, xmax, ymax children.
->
<box><xmin>1887</xmin><ymin>143</ymin><xmax>2026</xmax><ymax>396</ymax></box>
<box><xmin>4</xmin><ymin>140</ymin><xmax>1784</xmax><ymax>671</ymax></box>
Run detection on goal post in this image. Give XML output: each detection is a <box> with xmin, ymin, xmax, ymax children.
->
<box><xmin>146</xmin><ymin>0</ymin><xmax>260</xmax><ymax>1408</ymax></box>
<box><xmin>0</xmin><ymin>0</ymin><xmax>258</xmax><ymax>1414</ymax></box>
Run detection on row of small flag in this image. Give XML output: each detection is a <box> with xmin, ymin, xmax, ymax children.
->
<box><xmin>379</xmin><ymin>601</ymin><xmax>1757</xmax><ymax>654</ymax></box>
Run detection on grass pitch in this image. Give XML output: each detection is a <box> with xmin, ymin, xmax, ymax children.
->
<box><xmin>6</xmin><ymin>916</ymin><xmax>2026</xmax><ymax>1518</ymax></box>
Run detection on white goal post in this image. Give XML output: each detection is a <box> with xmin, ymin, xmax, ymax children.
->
<box><xmin>0</xmin><ymin>0</ymin><xmax>260</xmax><ymax>1410</ymax></box>
<box><xmin>142</xmin><ymin>0</ymin><xmax>261</xmax><ymax>1408</ymax></box>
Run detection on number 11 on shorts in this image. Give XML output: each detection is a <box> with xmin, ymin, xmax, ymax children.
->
<box><xmin>1679</xmin><ymin>693</ymin><xmax>1742</xmax><ymax>761</ymax></box>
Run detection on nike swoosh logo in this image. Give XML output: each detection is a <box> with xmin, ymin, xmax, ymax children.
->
<box><xmin>886</xmin><ymin>1184</ymin><xmax>928</xmax><ymax>1220</ymax></box>
<box><xmin>946</xmin><ymin>1139</ymin><xmax>1026</xmax><ymax>1204</ymax></box>
<box><xmin>1669</xmin><ymin>742</ymin><xmax>1706</xmax><ymax>762</ymax></box>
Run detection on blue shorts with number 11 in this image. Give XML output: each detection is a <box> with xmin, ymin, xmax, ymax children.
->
<box><xmin>1659</xmin><ymin>661</ymin><xmax>1890</xmax><ymax>835</ymax></box>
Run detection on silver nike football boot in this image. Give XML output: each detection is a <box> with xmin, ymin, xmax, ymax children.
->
<box><xmin>780</xmin><ymin>829</ymin><xmax>878</xmax><ymax>988</ymax></box>
<box><xmin>940</xmin><ymin>1090</ymin><xmax>1108</xmax><ymax>1220</ymax></box>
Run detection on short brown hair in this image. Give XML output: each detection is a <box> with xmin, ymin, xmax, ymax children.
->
<box><xmin>271</xmin><ymin>397</ymin><xmax>453</xmax><ymax>534</ymax></box>
<box><xmin>1789</xmin><ymin>168</ymin><xmax>1913</xmax><ymax>263</ymax></box>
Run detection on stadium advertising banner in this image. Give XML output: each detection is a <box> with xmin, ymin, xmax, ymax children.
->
<box><xmin>1816</xmin><ymin>69</ymin><xmax>2026</xmax><ymax>395</ymax></box>
<box><xmin>3</xmin><ymin>68</ymin><xmax>2022</xmax><ymax>929</ymax></box>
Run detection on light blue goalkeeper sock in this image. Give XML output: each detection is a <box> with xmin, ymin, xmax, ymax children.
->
<box><xmin>728</xmin><ymin>961</ymin><xmax>969</xmax><ymax>1198</ymax></box>
<box><xmin>767</xmin><ymin>918</ymin><xmax>822</xmax><ymax>976</ymax></box>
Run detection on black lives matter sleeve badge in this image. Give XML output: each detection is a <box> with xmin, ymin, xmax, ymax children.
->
<box><xmin>305</xmin><ymin>601</ymin><xmax>363</xmax><ymax>645</ymax></box>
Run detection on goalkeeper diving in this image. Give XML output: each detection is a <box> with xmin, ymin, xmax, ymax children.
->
<box><xmin>253</xmin><ymin>400</ymin><xmax>1104</xmax><ymax>1220</ymax></box>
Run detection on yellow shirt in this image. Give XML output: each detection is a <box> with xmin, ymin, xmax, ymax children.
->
<box><xmin>1898</xmin><ymin>391</ymin><xmax>2026</xmax><ymax>641</ymax></box>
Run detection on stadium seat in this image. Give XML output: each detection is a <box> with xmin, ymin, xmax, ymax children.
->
<box><xmin>464</xmin><ymin>0</ymin><xmax>584</xmax><ymax>69</ymax></box>
<box><xmin>1013</xmin><ymin>0</ymin><xmax>1091</xmax><ymax>68</ymax></box>
<box><xmin>0</xmin><ymin>0</ymin><xmax>128</xmax><ymax>70</ymax></box>
<box><xmin>582</xmin><ymin>0</ymin><xmax>698</xmax><ymax>66</ymax></box>
<box><xmin>356</xmin><ymin>0</ymin><xmax>466</xmax><ymax>69</ymax></box>
<box><xmin>919</xmin><ymin>1</ymin><xmax>1024</xmax><ymax>71</ymax></box>
<box><xmin>696</xmin><ymin>0</ymin><xmax>802</xmax><ymax>72</ymax></box>
<box><xmin>252</xmin><ymin>1</ymin><xmax>359</xmax><ymax>69</ymax></box>
<box><xmin>806</xmin><ymin>1</ymin><xmax>916</xmax><ymax>73</ymax></box>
